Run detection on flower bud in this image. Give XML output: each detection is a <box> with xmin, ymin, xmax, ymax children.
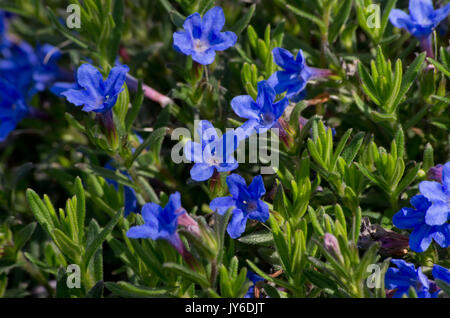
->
<box><xmin>428</xmin><ymin>164</ymin><xmax>443</xmax><ymax>182</ymax></box>
<box><xmin>324</xmin><ymin>233</ymin><xmax>343</xmax><ymax>262</ymax></box>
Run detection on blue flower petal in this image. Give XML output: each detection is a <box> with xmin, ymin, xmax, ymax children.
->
<box><xmin>272</xmin><ymin>47</ymin><xmax>300</xmax><ymax>72</ymax></box>
<box><xmin>432</xmin><ymin>265</ymin><xmax>450</xmax><ymax>284</ymax></box>
<box><xmin>210</xmin><ymin>196</ymin><xmax>236</xmax><ymax>215</ymax></box>
<box><xmin>230</xmin><ymin>95</ymin><xmax>260</xmax><ymax>120</ymax></box>
<box><xmin>235</xmin><ymin>119</ymin><xmax>258</xmax><ymax>141</ymax></box>
<box><xmin>419</xmin><ymin>181</ymin><xmax>447</xmax><ymax>202</ymax></box>
<box><xmin>256</xmin><ymin>81</ymin><xmax>276</xmax><ymax>112</ymax></box>
<box><xmin>248</xmin><ymin>199</ymin><xmax>269</xmax><ymax>223</ymax></box>
<box><xmin>76</xmin><ymin>63</ymin><xmax>104</xmax><ymax>100</ymax></box>
<box><xmin>424</xmin><ymin>201</ymin><xmax>448</xmax><ymax>226</ymax></box>
<box><xmin>201</xmin><ymin>7</ymin><xmax>225</xmax><ymax>38</ymax></box>
<box><xmin>216</xmin><ymin>160</ymin><xmax>239</xmax><ymax>173</ymax></box>
<box><xmin>165</xmin><ymin>192</ymin><xmax>182</xmax><ymax>216</ymax></box>
<box><xmin>442</xmin><ymin>162</ymin><xmax>450</xmax><ymax>192</ymax></box>
<box><xmin>190</xmin><ymin>163</ymin><xmax>215</xmax><ymax>181</ymax></box>
<box><xmin>104</xmin><ymin>64</ymin><xmax>129</xmax><ymax>98</ymax></box>
<box><xmin>226</xmin><ymin>174</ymin><xmax>250</xmax><ymax>199</ymax></box>
<box><xmin>183</xmin><ymin>12</ymin><xmax>202</xmax><ymax>39</ymax></box>
<box><xmin>409</xmin><ymin>0</ymin><xmax>435</xmax><ymax>25</ymax></box>
<box><xmin>184</xmin><ymin>140</ymin><xmax>204</xmax><ymax>163</ymax></box>
<box><xmin>430</xmin><ymin>224</ymin><xmax>450</xmax><ymax>248</ymax></box>
<box><xmin>210</xmin><ymin>31</ymin><xmax>237</xmax><ymax>51</ymax></box>
<box><xmin>197</xmin><ymin>120</ymin><xmax>219</xmax><ymax>145</ymax></box>
<box><xmin>173</xmin><ymin>31</ymin><xmax>194</xmax><ymax>54</ymax></box>
<box><xmin>272</xmin><ymin>97</ymin><xmax>289</xmax><ymax>119</ymax></box>
<box><xmin>61</xmin><ymin>89</ymin><xmax>95</xmax><ymax>108</ymax></box>
<box><xmin>248</xmin><ymin>175</ymin><xmax>266</xmax><ymax>198</ymax></box>
<box><xmin>127</xmin><ymin>224</ymin><xmax>157</xmax><ymax>239</ymax></box>
<box><xmin>227</xmin><ymin>208</ymin><xmax>248</xmax><ymax>239</ymax></box>
<box><xmin>192</xmin><ymin>47</ymin><xmax>216</xmax><ymax>65</ymax></box>
<box><xmin>393</xmin><ymin>207</ymin><xmax>424</xmax><ymax>229</ymax></box>
<box><xmin>389</xmin><ymin>9</ymin><xmax>414</xmax><ymax>30</ymax></box>
<box><xmin>409</xmin><ymin>223</ymin><xmax>433</xmax><ymax>252</ymax></box>
<box><xmin>433</xmin><ymin>4</ymin><xmax>450</xmax><ymax>26</ymax></box>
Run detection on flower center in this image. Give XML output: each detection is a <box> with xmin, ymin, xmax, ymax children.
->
<box><xmin>194</xmin><ymin>39</ymin><xmax>209</xmax><ymax>53</ymax></box>
<box><xmin>244</xmin><ymin>200</ymin><xmax>258</xmax><ymax>212</ymax></box>
<box><xmin>260</xmin><ymin>112</ymin><xmax>275</xmax><ymax>126</ymax></box>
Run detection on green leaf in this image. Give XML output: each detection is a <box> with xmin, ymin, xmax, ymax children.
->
<box><xmin>163</xmin><ymin>263</ymin><xmax>210</xmax><ymax>288</ymax></box>
<box><xmin>393</xmin><ymin>163</ymin><xmax>420</xmax><ymax>198</ymax></box>
<box><xmin>393</xmin><ymin>52</ymin><xmax>426</xmax><ymax>110</ymax></box>
<box><xmin>52</xmin><ymin>228</ymin><xmax>83</xmax><ymax>262</ymax></box>
<box><xmin>304</xmin><ymin>268</ymin><xmax>338</xmax><ymax>291</ymax></box>
<box><xmin>329</xmin><ymin>0</ymin><xmax>353</xmax><ymax>43</ymax></box>
<box><xmin>105</xmin><ymin>281</ymin><xmax>173</xmax><ymax>298</ymax></box>
<box><xmin>13</xmin><ymin>222</ymin><xmax>37</xmax><ymax>253</ymax></box>
<box><xmin>106</xmin><ymin>0</ymin><xmax>125</xmax><ymax>65</ymax></box>
<box><xmin>231</xmin><ymin>4</ymin><xmax>256</xmax><ymax>35</ymax></box>
<box><xmin>385</xmin><ymin>59</ymin><xmax>402</xmax><ymax>113</ymax></box>
<box><xmin>159</xmin><ymin>0</ymin><xmax>185</xmax><ymax>27</ymax></box>
<box><xmin>129</xmin><ymin>127</ymin><xmax>168</xmax><ymax>166</ymax></box>
<box><xmin>331</xmin><ymin>128</ymin><xmax>352</xmax><ymax>169</ymax></box>
<box><xmin>46</xmin><ymin>7</ymin><xmax>89</xmax><ymax>49</ymax></box>
<box><xmin>341</xmin><ymin>132</ymin><xmax>365</xmax><ymax>164</ymax></box>
<box><xmin>427</xmin><ymin>57</ymin><xmax>450</xmax><ymax>77</ymax></box>
<box><xmin>358</xmin><ymin>63</ymin><xmax>381</xmax><ymax>105</ymax></box>
<box><xmin>238</xmin><ymin>231</ymin><xmax>274</xmax><ymax>246</ymax></box>
<box><xmin>87</xmin><ymin>281</ymin><xmax>104</xmax><ymax>298</ymax></box>
<box><xmin>76</xmin><ymin>163</ymin><xmax>135</xmax><ymax>188</ymax></box>
<box><xmin>287</xmin><ymin>4</ymin><xmax>325</xmax><ymax>29</ymax></box>
<box><xmin>74</xmin><ymin>177</ymin><xmax>86</xmax><ymax>241</ymax></box>
<box><xmin>423</xmin><ymin>143</ymin><xmax>434</xmax><ymax>171</ymax></box>
<box><xmin>435</xmin><ymin>279</ymin><xmax>450</xmax><ymax>296</ymax></box>
<box><xmin>83</xmin><ymin>208</ymin><xmax>122</xmax><ymax>270</ymax></box>
<box><xmin>125</xmin><ymin>79</ymin><xmax>144</xmax><ymax>132</ymax></box>
<box><xmin>26</xmin><ymin>189</ymin><xmax>55</xmax><ymax>236</ymax></box>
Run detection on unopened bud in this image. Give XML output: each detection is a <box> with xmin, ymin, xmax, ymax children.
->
<box><xmin>324</xmin><ymin>233</ymin><xmax>343</xmax><ymax>261</ymax></box>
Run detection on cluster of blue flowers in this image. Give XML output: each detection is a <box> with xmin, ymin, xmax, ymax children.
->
<box><xmin>387</xmin><ymin>162</ymin><xmax>450</xmax><ymax>297</ymax></box>
<box><xmin>389</xmin><ymin>0</ymin><xmax>450</xmax><ymax>57</ymax></box>
<box><xmin>393</xmin><ymin>162</ymin><xmax>450</xmax><ymax>253</ymax></box>
<box><xmin>6</xmin><ymin>1</ymin><xmax>448</xmax><ymax>298</ymax></box>
<box><xmin>385</xmin><ymin>259</ymin><xmax>450</xmax><ymax>298</ymax></box>
<box><xmin>0</xmin><ymin>12</ymin><xmax>62</xmax><ymax>142</ymax></box>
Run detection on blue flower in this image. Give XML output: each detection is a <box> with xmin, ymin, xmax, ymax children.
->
<box><xmin>104</xmin><ymin>161</ymin><xmax>138</xmax><ymax>217</ymax></box>
<box><xmin>245</xmin><ymin>271</ymin><xmax>264</xmax><ymax>298</ymax></box>
<box><xmin>433</xmin><ymin>265</ymin><xmax>450</xmax><ymax>285</ymax></box>
<box><xmin>173</xmin><ymin>6</ymin><xmax>237</xmax><ymax>65</ymax></box>
<box><xmin>267</xmin><ymin>48</ymin><xmax>332</xmax><ymax>103</ymax></box>
<box><xmin>385</xmin><ymin>259</ymin><xmax>434</xmax><ymax>298</ymax></box>
<box><xmin>0</xmin><ymin>78</ymin><xmax>28</xmax><ymax>141</ymax></box>
<box><xmin>393</xmin><ymin>195</ymin><xmax>449</xmax><ymax>252</ymax></box>
<box><xmin>0</xmin><ymin>11</ymin><xmax>12</xmax><ymax>50</ymax></box>
<box><xmin>418</xmin><ymin>162</ymin><xmax>450</xmax><ymax>226</ymax></box>
<box><xmin>389</xmin><ymin>0</ymin><xmax>450</xmax><ymax>39</ymax></box>
<box><xmin>184</xmin><ymin>120</ymin><xmax>239</xmax><ymax>182</ymax></box>
<box><xmin>0</xmin><ymin>41</ymin><xmax>61</xmax><ymax>97</ymax></box>
<box><xmin>127</xmin><ymin>192</ymin><xmax>185</xmax><ymax>253</ymax></box>
<box><xmin>231</xmin><ymin>80</ymin><xmax>289</xmax><ymax>140</ymax></box>
<box><xmin>0</xmin><ymin>41</ymin><xmax>37</xmax><ymax>94</ymax></box>
<box><xmin>210</xmin><ymin>174</ymin><xmax>269</xmax><ymax>239</ymax></box>
<box><xmin>29</xmin><ymin>44</ymin><xmax>62</xmax><ymax>95</ymax></box>
<box><xmin>61</xmin><ymin>63</ymin><xmax>129</xmax><ymax>113</ymax></box>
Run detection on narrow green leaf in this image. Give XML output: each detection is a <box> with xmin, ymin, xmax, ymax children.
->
<box><xmin>105</xmin><ymin>281</ymin><xmax>173</xmax><ymax>298</ymax></box>
<box><xmin>163</xmin><ymin>263</ymin><xmax>210</xmax><ymax>287</ymax></box>
<box><xmin>231</xmin><ymin>4</ymin><xmax>256</xmax><ymax>35</ymax></box>
<box><xmin>83</xmin><ymin>208</ymin><xmax>122</xmax><ymax>270</ymax></box>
